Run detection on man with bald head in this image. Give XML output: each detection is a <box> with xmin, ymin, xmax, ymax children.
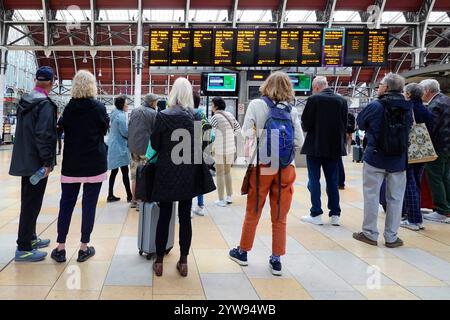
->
<box><xmin>300</xmin><ymin>76</ymin><xmax>348</xmax><ymax>227</ymax></box>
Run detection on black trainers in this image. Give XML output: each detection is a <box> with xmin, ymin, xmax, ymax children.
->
<box><xmin>77</xmin><ymin>246</ymin><xmax>95</xmax><ymax>262</ymax></box>
<box><xmin>107</xmin><ymin>195</ymin><xmax>120</xmax><ymax>203</ymax></box>
<box><xmin>269</xmin><ymin>258</ymin><xmax>282</xmax><ymax>276</ymax></box>
<box><xmin>51</xmin><ymin>248</ymin><xmax>66</xmax><ymax>263</ymax></box>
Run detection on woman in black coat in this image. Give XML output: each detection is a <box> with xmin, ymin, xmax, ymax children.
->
<box><xmin>151</xmin><ymin>77</ymin><xmax>215</xmax><ymax>277</ymax></box>
<box><xmin>50</xmin><ymin>70</ymin><xmax>109</xmax><ymax>264</ymax></box>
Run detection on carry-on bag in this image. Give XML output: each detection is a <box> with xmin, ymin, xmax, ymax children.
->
<box><xmin>352</xmin><ymin>145</ymin><xmax>364</xmax><ymax>163</ymax></box>
<box><xmin>138</xmin><ymin>202</ymin><xmax>176</xmax><ymax>260</ymax></box>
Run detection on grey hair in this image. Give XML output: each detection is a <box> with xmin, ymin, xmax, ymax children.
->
<box><xmin>313</xmin><ymin>76</ymin><xmax>328</xmax><ymax>89</ymax></box>
<box><xmin>168</xmin><ymin>77</ymin><xmax>194</xmax><ymax>109</ymax></box>
<box><xmin>404</xmin><ymin>83</ymin><xmax>424</xmax><ymax>100</ymax></box>
<box><xmin>380</xmin><ymin>73</ymin><xmax>405</xmax><ymax>92</ymax></box>
<box><xmin>144</xmin><ymin>93</ymin><xmax>159</xmax><ymax>105</ymax></box>
<box><xmin>419</xmin><ymin>79</ymin><xmax>440</xmax><ymax>94</ymax></box>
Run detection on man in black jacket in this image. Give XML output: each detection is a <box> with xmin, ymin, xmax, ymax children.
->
<box><xmin>300</xmin><ymin>76</ymin><xmax>348</xmax><ymax>226</ymax></box>
<box><xmin>9</xmin><ymin>66</ymin><xmax>57</xmax><ymax>262</ymax></box>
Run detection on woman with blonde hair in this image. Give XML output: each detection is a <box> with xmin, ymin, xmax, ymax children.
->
<box><xmin>150</xmin><ymin>77</ymin><xmax>215</xmax><ymax>277</ymax></box>
<box><xmin>229</xmin><ymin>71</ymin><xmax>303</xmax><ymax>276</ymax></box>
<box><xmin>51</xmin><ymin>70</ymin><xmax>109</xmax><ymax>263</ymax></box>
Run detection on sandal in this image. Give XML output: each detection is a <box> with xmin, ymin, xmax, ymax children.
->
<box><xmin>176</xmin><ymin>261</ymin><xmax>188</xmax><ymax>277</ymax></box>
<box><xmin>153</xmin><ymin>262</ymin><xmax>163</xmax><ymax>277</ymax></box>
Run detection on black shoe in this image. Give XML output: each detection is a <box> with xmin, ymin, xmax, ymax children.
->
<box><xmin>127</xmin><ymin>196</ymin><xmax>132</xmax><ymax>203</ymax></box>
<box><xmin>51</xmin><ymin>248</ymin><xmax>66</xmax><ymax>263</ymax></box>
<box><xmin>77</xmin><ymin>246</ymin><xmax>95</xmax><ymax>262</ymax></box>
<box><xmin>339</xmin><ymin>185</ymin><xmax>345</xmax><ymax>190</ymax></box>
<box><xmin>107</xmin><ymin>195</ymin><xmax>120</xmax><ymax>203</ymax></box>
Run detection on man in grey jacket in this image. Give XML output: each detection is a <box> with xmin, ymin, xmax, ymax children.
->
<box><xmin>9</xmin><ymin>66</ymin><xmax>57</xmax><ymax>262</ymax></box>
<box><xmin>128</xmin><ymin>93</ymin><xmax>159</xmax><ymax>208</ymax></box>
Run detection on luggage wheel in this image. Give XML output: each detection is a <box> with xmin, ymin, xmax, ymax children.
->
<box><xmin>139</xmin><ymin>250</ymin><xmax>143</xmax><ymax>256</ymax></box>
<box><xmin>165</xmin><ymin>247</ymin><xmax>173</xmax><ymax>255</ymax></box>
<box><xmin>146</xmin><ymin>253</ymin><xmax>154</xmax><ymax>260</ymax></box>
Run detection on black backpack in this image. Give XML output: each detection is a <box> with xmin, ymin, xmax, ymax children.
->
<box><xmin>378</xmin><ymin>97</ymin><xmax>409</xmax><ymax>156</ymax></box>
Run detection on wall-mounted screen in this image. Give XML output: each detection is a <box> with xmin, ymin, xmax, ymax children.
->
<box><xmin>206</xmin><ymin>73</ymin><xmax>237</xmax><ymax>92</ymax></box>
<box><xmin>288</xmin><ymin>74</ymin><xmax>312</xmax><ymax>92</ymax></box>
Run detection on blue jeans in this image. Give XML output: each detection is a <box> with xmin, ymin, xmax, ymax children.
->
<box><xmin>337</xmin><ymin>157</ymin><xmax>345</xmax><ymax>187</ymax></box>
<box><xmin>197</xmin><ymin>195</ymin><xmax>204</xmax><ymax>207</ymax></box>
<box><xmin>306</xmin><ymin>156</ymin><xmax>341</xmax><ymax>217</ymax></box>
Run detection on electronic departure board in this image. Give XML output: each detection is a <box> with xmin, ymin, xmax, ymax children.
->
<box><xmin>170</xmin><ymin>29</ymin><xmax>191</xmax><ymax>65</ymax></box>
<box><xmin>279</xmin><ymin>29</ymin><xmax>300</xmax><ymax>65</ymax></box>
<box><xmin>366</xmin><ymin>29</ymin><xmax>388</xmax><ymax>66</ymax></box>
<box><xmin>322</xmin><ymin>28</ymin><xmax>344</xmax><ymax>67</ymax></box>
<box><xmin>300</xmin><ymin>29</ymin><xmax>323</xmax><ymax>66</ymax></box>
<box><xmin>192</xmin><ymin>29</ymin><xmax>213</xmax><ymax>66</ymax></box>
<box><xmin>149</xmin><ymin>29</ymin><xmax>170</xmax><ymax>66</ymax></box>
<box><xmin>257</xmin><ymin>30</ymin><xmax>278</xmax><ymax>65</ymax></box>
<box><xmin>213</xmin><ymin>29</ymin><xmax>235</xmax><ymax>65</ymax></box>
<box><xmin>344</xmin><ymin>29</ymin><xmax>366</xmax><ymax>66</ymax></box>
<box><xmin>235</xmin><ymin>30</ymin><xmax>257</xmax><ymax>66</ymax></box>
<box><xmin>148</xmin><ymin>28</ymin><xmax>389</xmax><ymax>67</ymax></box>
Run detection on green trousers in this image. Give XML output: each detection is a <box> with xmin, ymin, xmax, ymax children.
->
<box><xmin>425</xmin><ymin>151</ymin><xmax>450</xmax><ymax>215</ymax></box>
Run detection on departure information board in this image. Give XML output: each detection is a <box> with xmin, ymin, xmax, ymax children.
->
<box><xmin>213</xmin><ymin>30</ymin><xmax>235</xmax><ymax>65</ymax></box>
<box><xmin>149</xmin><ymin>29</ymin><xmax>170</xmax><ymax>66</ymax></box>
<box><xmin>170</xmin><ymin>29</ymin><xmax>191</xmax><ymax>65</ymax></box>
<box><xmin>344</xmin><ymin>29</ymin><xmax>366</xmax><ymax>66</ymax></box>
<box><xmin>279</xmin><ymin>29</ymin><xmax>300</xmax><ymax>65</ymax></box>
<box><xmin>257</xmin><ymin>30</ymin><xmax>278</xmax><ymax>65</ymax></box>
<box><xmin>192</xmin><ymin>29</ymin><xmax>213</xmax><ymax>66</ymax></box>
<box><xmin>235</xmin><ymin>30</ymin><xmax>257</xmax><ymax>66</ymax></box>
<box><xmin>322</xmin><ymin>28</ymin><xmax>344</xmax><ymax>67</ymax></box>
<box><xmin>148</xmin><ymin>28</ymin><xmax>389</xmax><ymax>67</ymax></box>
<box><xmin>366</xmin><ymin>29</ymin><xmax>388</xmax><ymax>66</ymax></box>
<box><xmin>300</xmin><ymin>29</ymin><xmax>323</xmax><ymax>66</ymax></box>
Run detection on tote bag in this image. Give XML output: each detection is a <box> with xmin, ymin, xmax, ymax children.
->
<box><xmin>408</xmin><ymin>112</ymin><xmax>438</xmax><ymax>164</ymax></box>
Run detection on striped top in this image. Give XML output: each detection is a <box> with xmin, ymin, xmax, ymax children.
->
<box><xmin>209</xmin><ymin>111</ymin><xmax>241</xmax><ymax>155</ymax></box>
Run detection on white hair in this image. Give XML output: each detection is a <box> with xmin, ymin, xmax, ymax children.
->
<box><xmin>419</xmin><ymin>79</ymin><xmax>440</xmax><ymax>94</ymax></box>
<box><xmin>168</xmin><ymin>77</ymin><xmax>194</xmax><ymax>109</ymax></box>
<box><xmin>380</xmin><ymin>73</ymin><xmax>405</xmax><ymax>92</ymax></box>
<box><xmin>313</xmin><ymin>76</ymin><xmax>328</xmax><ymax>89</ymax></box>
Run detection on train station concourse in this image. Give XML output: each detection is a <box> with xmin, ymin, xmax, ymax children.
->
<box><xmin>0</xmin><ymin>0</ymin><xmax>450</xmax><ymax>307</ymax></box>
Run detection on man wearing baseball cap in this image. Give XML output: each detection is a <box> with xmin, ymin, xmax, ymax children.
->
<box><xmin>9</xmin><ymin>66</ymin><xmax>58</xmax><ymax>262</ymax></box>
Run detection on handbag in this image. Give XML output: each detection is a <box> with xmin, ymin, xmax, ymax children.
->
<box><xmin>135</xmin><ymin>154</ymin><xmax>158</xmax><ymax>202</ymax></box>
<box><xmin>408</xmin><ymin>112</ymin><xmax>438</xmax><ymax>164</ymax></box>
<box><xmin>241</xmin><ymin>136</ymin><xmax>259</xmax><ymax>196</ymax></box>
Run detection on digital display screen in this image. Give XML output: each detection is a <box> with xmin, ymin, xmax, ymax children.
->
<box><xmin>366</xmin><ymin>29</ymin><xmax>388</xmax><ymax>66</ymax></box>
<box><xmin>206</xmin><ymin>73</ymin><xmax>237</xmax><ymax>92</ymax></box>
<box><xmin>300</xmin><ymin>29</ymin><xmax>323</xmax><ymax>66</ymax></box>
<box><xmin>322</xmin><ymin>28</ymin><xmax>345</xmax><ymax>67</ymax></box>
<box><xmin>149</xmin><ymin>29</ymin><xmax>170</xmax><ymax>66</ymax></box>
<box><xmin>236</xmin><ymin>30</ymin><xmax>257</xmax><ymax>66</ymax></box>
<box><xmin>288</xmin><ymin>74</ymin><xmax>312</xmax><ymax>92</ymax></box>
<box><xmin>192</xmin><ymin>29</ymin><xmax>213</xmax><ymax>66</ymax></box>
<box><xmin>279</xmin><ymin>29</ymin><xmax>300</xmax><ymax>65</ymax></box>
<box><xmin>344</xmin><ymin>29</ymin><xmax>366</xmax><ymax>66</ymax></box>
<box><xmin>170</xmin><ymin>29</ymin><xmax>191</xmax><ymax>65</ymax></box>
<box><xmin>257</xmin><ymin>30</ymin><xmax>278</xmax><ymax>65</ymax></box>
<box><xmin>213</xmin><ymin>30</ymin><xmax>235</xmax><ymax>65</ymax></box>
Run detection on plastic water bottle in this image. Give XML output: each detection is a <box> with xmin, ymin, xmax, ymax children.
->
<box><xmin>29</xmin><ymin>167</ymin><xmax>46</xmax><ymax>185</ymax></box>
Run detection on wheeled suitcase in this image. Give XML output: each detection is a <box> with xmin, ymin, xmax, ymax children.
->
<box><xmin>138</xmin><ymin>202</ymin><xmax>176</xmax><ymax>260</ymax></box>
<box><xmin>352</xmin><ymin>146</ymin><xmax>364</xmax><ymax>163</ymax></box>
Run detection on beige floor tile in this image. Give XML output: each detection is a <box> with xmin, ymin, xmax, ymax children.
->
<box><xmin>90</xmin><ymin>224</ymin><xmax>123</xmax><ymax>239</ymax></box>
<box><xmin>46</xmin><ymin>289</ymin><xmax>100</xmax><ymax>300</ymax></box>
<box><xmin>193</xmin><ymin>249</ymin><xmax>242</xmax><ymax>273</ymax></box>
<box><xmin>362</xmin><ymin>257</ymin><xmax>446</xmax><ymax>287</ymax></box>
<box><xmin>191</xmin><ymin>231</ymin><xmax>229</xmax><ymax>249</ymax></box>
<box><xmin>0</xmin><ymin>285</ymin><xmax>51</xmax><ymax>300</ymax></box>
<box><xmin>427</xmin><ymin>251</ymin><xmax>450</xmax><ymax>263</ymax></box>
<box><xmin>53</xmin><ymin>261</ymin><xmax>110</xmax><ymax>291</ymax></box>
<box><xmin>250</xmin><ymin>278</ymin><xmax>312</xmax><ymax>300</ymax></box>
<box><xmin>0</xmin><ymin>223</ymin><xmax>18</xmax><ymax>234</ymax></box>
<box><xmin>100</xmin><ymin>286</ymin><xmax>153</xmax><ymax>300</ymax></box>
<box><xmin>334</xmin><ymin>239</ymin><xmax>395</xmax><ymax>258</ymax></box>
<box><xmin>289</xmin><ymin>227</ymin><xmax>343</xmax><ymax>251</ymax></box>
<box><xmin>0</xmin><ymin>264</ymin><xmax>65</xmax><ymax>286</ymax></box>
<box><xmin>354</xmin><ymin>285</ymin><xmax>419</xmax><ymax>300</ymax></box>
<box><xmin>401</xmin><ymin>236</ymin><xmax>450</xmax><ymax>252</ymax></box>
<box><xmin>153</xmin><ymin>294</ymin><xmax>205</xmax><ymax>300</ymax></box>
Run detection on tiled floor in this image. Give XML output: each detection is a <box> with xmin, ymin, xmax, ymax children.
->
<box><xmin>1</xmin><ymin>145</ymin><xmax>450</xmax><ymax>300</ymax></box>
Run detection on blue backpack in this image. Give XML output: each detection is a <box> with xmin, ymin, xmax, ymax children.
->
<box><xmin>261</xmin><ymin>96</ymin><xmax>295</xmax><ymax>168</ymax></box>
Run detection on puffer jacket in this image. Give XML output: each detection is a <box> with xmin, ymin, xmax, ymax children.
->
<box><xmin>9</xmin><ymin>89</ymin><xmax>57</xmax><ymax>176</ymax></box>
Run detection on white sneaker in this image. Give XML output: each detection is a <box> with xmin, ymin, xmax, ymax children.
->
<box><xmin>423</xmin><ymin>211</ymin><xmax>449</xmax><ymax>223</ymax></box>
<box><xmin>192</xmin><ymin>206</ymin><xmax>205</xmax><ymax>216</ymax></box>
<box><xmin>215</xmin><ymin>200</ymin><xmax>228</xmax><ymax>207</ymax></box>
<box><xmin>400</xmin><ymin>220</ymin><xmax>420</xmax><ymax>231</ymax></box>
<box><xmin>330</xmin><ymin>215</ymin><xmax>340</xmax><ymax>226</ymax></box>
<box><xmin>225</xmin><ymin>196</ymin><xmax>233</xmax><ymax>204</ymax></box>
<box><xmin>301</xmin><ymin>214</ymin><xmax>324</xmax><ymax>225</ymax></box>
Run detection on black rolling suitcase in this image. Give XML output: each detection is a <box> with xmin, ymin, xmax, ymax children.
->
<box><xmin>138</xmin><ymin>202</ymin><xmax>176</xmax><ymax>260</ymax></box>
<box><xmin>352</xmin><ymin>146</ymin><xmax>364</xmax><ymax>163</ymax></box>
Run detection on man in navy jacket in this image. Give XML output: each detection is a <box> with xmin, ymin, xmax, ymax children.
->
<box><xmin>353</xmin><ymin>73</ymin><xmax>413</xmax><ymax>248</ymax></box>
